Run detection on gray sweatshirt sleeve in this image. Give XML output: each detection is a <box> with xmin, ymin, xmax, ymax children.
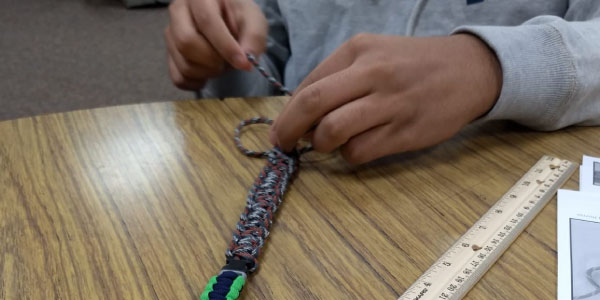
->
<box><xmin>453</xmin><ymin>0</ymin><xmax>600</xmax><ymax>130</ymax></box>
<box><xmin>199</xmin><ymin>0</ymin><xmax>289</xmax><ymax>98</ymax></box>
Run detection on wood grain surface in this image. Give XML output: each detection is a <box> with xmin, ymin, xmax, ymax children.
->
<box><xmin>1</xmin><ymin>97</ymin><xmax>599</xmax><ymax>300</ymax></box>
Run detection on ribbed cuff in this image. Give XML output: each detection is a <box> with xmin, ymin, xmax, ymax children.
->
<box><xmin>453</xmin><ymin>23</ymin><xmax>577</xmax><ymax>130</ymax></box>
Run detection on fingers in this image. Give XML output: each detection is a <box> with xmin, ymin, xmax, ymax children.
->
<box><xmin>340</xmin><ymin>125</ymin><xmax>412</xmax><ymax>165</ymax></box>
<box><xmin>168</xmin><ymin>2</ymin><xmax>223</xmax><ymax>68</ymax></box>
<box><xmin>221</xmin><ymin>0</ymin><xmax>239</xmax><ymax>38</ymax></box>
<box><xmin>270</xmin><ymin>36</ymin><xmax>359</xmax><ymax>149</ymax></box>
<box><xmin>236</xmin><ymin>2</ymin><xmax>268</xmax><ymax>55</ymax></box>
<box><xmin>167</xmin><ymin>0</ymin><xmax>265</xmax><ymax>89</ymax></box>
<box><xmin>165</xmin><ymin>27</ymin><xmax>224</xmax><ymax>80</ymax></box>
<box><xmin>271</xmin><ymin>66</ymin><xmax>371</xmax><ymax>152</ymax></box>
<box><xmin>188</xmin><ymin>0</ymin><xmax>250</xmax><ymax>70</ymax></box>
<box><xmin>310</xmin><ymin>95</ymin><xmax>393</xmax><ymax>153</ymax></box>
<box><xmin>167</xmin><ymin>56</ymin><xmax>206</xmax><ymax>90</ymax></box>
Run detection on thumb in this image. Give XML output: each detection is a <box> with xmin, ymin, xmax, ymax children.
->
<box><xmin>237</xmin><ymin>8</ymin><xmax>268</xmax><ymax>57</ymax></box>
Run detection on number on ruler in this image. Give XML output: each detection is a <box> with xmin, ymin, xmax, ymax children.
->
<box><xmin>397</xmin><ymin>157</ymin><xmax>576</xmax><ymax>300</ymax></box>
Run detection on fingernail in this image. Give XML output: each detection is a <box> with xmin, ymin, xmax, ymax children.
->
<box><xmin>233</xmin><ymin>53</ymin><xmax>247</xmax><ymax>69</ymax></box>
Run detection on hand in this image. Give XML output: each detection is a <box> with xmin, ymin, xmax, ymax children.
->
<box><xmin>269</xmin><ymin>33</ymin><xmax>502</xmax><ymax>164</ymax></box>
<box><xmin>165</xmin><ymin>0</ymin><xmax>267</xmax><ymax>90</ymax></box>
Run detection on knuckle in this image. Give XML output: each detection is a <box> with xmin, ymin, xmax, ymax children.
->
<box><xmin>173</xmin><ymin>30</ymin><xmax>197</xmax><ymax>55</ymax></box>
<box><xmin>313</xmin><ymin>120</ymin><xmax>342</xmax><ymax>152</ymax></box>
<box><xmin>387</xmin><ymin>94</ymin><xmax>418</xmax><ymax>124</ymax></box>
<box><xmin>398</xmin><ymin>102</ymin><xmax>418</xmax><ymax>123</ymax></box>
<box><xmin>178</xmin><ymin>63</ymin><xmax>197</xmax><ymax>79</ymax></box>
<box><xmin>341</xmin><ymin>144</ymin><xmax>367</xmax><ymax>165</ymax></box>
<box><xmin>348</xmin><ymin>33</ymin><xmax>372</xmax><ymax>52</ymax></box>
<box><xmin>171</xmin><ymin>74</ymin><xmax>188</xmax><ymax>89</ymax></box>
<box><xmin>394</xmin><ymin>129</ymin><xmax>416</xmax><ymax>152</ymax></box>
<box><xmin>319</xmin><ymin>118</ymin><xmax>344</xmax><ymax>142</ymax></box>
<box><xmin>193</xmin><ymin>9</ymin><xmax>212</xmax><ymax>29</ymax></box>
<box><xmin>297</xmin><ymin>85</ymin><xmax>323</xmax><ymax>114</ymax></box>
<box><xmin>365</xmin><ymin>61</ymin><xmax>397</xmax><ymax>83</ymax></box>
<box><xmin>379</xmin><ymin>62</ymin><xmax>398</xmax><ymax>78</ymax></box>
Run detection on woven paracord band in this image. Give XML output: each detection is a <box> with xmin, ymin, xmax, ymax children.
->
<box><xmin>202</xmin><ymin>122</ymin><xmax>304</xmax><ymax>300</ymax></box>
<box><xmin>201</xmin><ymin>54</ymin><xmax>310</xmax><ymax>300</ymax></box>
<box><xmin>226</xmin><ymin>145</ymin><xmax>298</xmax><ymax>271</ymax></box>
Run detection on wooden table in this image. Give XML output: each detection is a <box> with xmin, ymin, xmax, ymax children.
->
<box><xmin>1</xmin><ymin>97</ymin><xmax>598</xmax><ymax>299</ymax></box>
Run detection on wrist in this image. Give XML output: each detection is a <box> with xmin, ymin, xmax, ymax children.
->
<box><xmin>453</xmin><ymin>34</ymin><xmax>503</xmax><ymax>121</ymax></box>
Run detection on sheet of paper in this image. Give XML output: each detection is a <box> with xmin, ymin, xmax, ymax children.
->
<box><xmin>557</xmin><ymin>190</ymin><xmax>600</xmax><ymax>300</ymax></box>
<box><xmin>580</xmin><ymin>155</ymin><xmax>600</xmax><ymax>193</ymax></box>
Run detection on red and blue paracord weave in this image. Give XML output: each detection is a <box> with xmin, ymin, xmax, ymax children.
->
<box><xmin>200</xmin><ymin>54</ymin><xmax>310</xmax><ymax>300</ymax></box>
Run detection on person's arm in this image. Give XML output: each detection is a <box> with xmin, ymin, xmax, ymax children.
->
<box><xmin>201</xmin><ymin>0</ymin><xmax>290</xmax><ymax>98</ymax></box>
<box><xmin>453</xmin><ymin>0</ymin><xmax>600</xmax><ymax>130</ymax></box>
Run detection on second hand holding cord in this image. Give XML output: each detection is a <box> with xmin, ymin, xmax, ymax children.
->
<box><xmin>199</xmin><ymin>54</ymin><xmax>311</xmax><ymax>300</ymax></box>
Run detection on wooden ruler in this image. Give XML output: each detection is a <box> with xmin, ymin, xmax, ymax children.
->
<box><xmin>398</xmin><ymin>156</ymin><xmax>577</xmax><ymax>300</ymax></box>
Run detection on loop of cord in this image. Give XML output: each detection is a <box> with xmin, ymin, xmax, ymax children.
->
<box><xmin>234</xmin><ymin>117</ymin><xmax>312</xmax><ymax>158</ymax></box>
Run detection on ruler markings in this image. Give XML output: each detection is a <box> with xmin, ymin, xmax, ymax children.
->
<box><xmin>398</xmin><ymin>156</ymin><xmax>576</xmax><ymax>300</ymax></box>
